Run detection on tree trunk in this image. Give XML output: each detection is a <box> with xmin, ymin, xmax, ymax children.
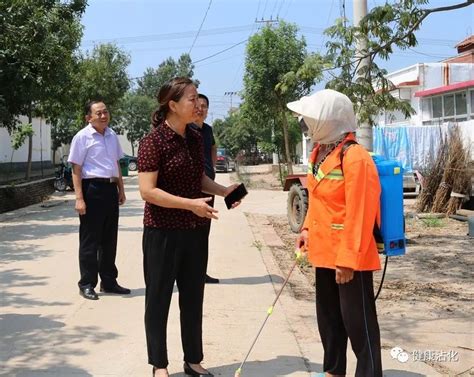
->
<box><xmin>26</xmin><ymin>110</ymin><xmax>33</xmax><ymax>180</ymax></box>
<box><xmin>280</xmin><ymin>110</ymin><xmax>293</xmax><ymax>175</ymax></box>
<box><xmin>131</xmin><ymin>141</ymin><xmax>135</xmax><ymax>156</ymax></box>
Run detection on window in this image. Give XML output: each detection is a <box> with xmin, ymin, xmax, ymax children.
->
<box><xmin>455</xmin><ymin>92</ymin><xmax>467</xmax><ymax>115</ymax></box>
<box><xmin>470</xmin><ymin>91</ymin><xmax>474</xmax><ymax>115</ymax></box>
<box><xmin>424</xmin><ymin>90</ymin><xmax>472</xmax><ymax>124</ymax></box>
<box><xmin>444</xmin><ymin>94</ymin><xmax>454</xmax><ymax>117</ymax></box>
<box><xmin>432</xmin><ymin>96</ymin><xmax>442</xmax><ymax>118</ymax></box>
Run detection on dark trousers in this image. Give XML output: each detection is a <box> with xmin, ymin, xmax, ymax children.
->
<box><xmin>78</xmin><ymin>180</ymin><xmax>119</xmax><ymax>289</ymax></box>
<box><xmin>143</xmin><ymin>226</ymin><xmax>208</xmax><ymax>368</ymax></box>
<box><xmin>316</xmin><ymin>268</ymin><xmax>382</xmax><ymax>377</ymax></box>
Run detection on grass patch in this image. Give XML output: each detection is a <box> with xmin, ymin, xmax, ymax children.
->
<box><xmin>421</xmin><ymin>217</ymin><xmax>446</xmax><ymax>228</ymax></box>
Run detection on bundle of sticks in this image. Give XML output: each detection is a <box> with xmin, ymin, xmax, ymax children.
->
<box><xmin>431</xmin><ymin>126</ymin><xmax>472</xmax><ymax>215</ymax></box>
<box><xmin>416</xmin><ymin>130</ymin><xmax>448</xmax><ymax>213</ymax></box>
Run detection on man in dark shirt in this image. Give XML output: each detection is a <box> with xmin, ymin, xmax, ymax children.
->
<box><xmin>192</xmin><ymin>94</ymin><xmax>219</xmax><ymax>284</ymax></box>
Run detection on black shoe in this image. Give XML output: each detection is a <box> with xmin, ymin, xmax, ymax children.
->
<box><xmin>205</xmin><ymin>274</ymin><xmax>219</xmax><ymax>284</ymax></box>
<box><xmin>183</xmin><ymin>361</ymin><xmax>214</xmax><ymax>376</ymax></box>
<box><xmin>79</xmin><ymin>287</ymin><xmax>98</xmax><ymax>300</ymax></box>
<box><xmin>100</xmin><ymin>283</ymin><xmax>131</xmax><ymax>294</ymax></box>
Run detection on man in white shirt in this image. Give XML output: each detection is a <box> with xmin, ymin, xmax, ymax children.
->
<box><xmin>68</xmin><ymin>100</ymin><xmax>130</xmax><ymax>300</ymax></box>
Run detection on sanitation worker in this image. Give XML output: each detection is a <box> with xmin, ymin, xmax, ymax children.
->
<box><xmin>289</xmin><ymin>89</ymin><xmax>383</xmax><ymax>377</ymax></box>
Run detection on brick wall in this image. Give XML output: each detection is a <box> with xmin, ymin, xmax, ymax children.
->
<box><xmin>0</xmin><ymin>178</ymin><xmax>55</xmax><ymax>214</ymax></box>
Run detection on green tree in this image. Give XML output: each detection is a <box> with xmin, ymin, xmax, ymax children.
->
<box><xmin>0</xmin><ymin>0</ymin><xmax>87</xmax><ymax>178</ymax></box>
<box><xmin>116</xmin><ymin>93</ymin><xmax>155</xmax><ymax>155</ymax></box>
<box><xmin>323</xmin><ymin>0</ymin><xmax>473</xmax><ymax>149</ymax></box>
<box><xmin>136</xmin><ymin>53</ymin><xmax>198</xmax><ymax>98</ymax></box>
<box><xmin>51</xmin><ymin>43</ymin><xmax>131</xmax><ymax>158</ymax></box>
<box><xmin>213</xmin><ymin>108</ymin><xmax>259</xmax><ymax>159</ymax></box>
<box><xmin>76</xmin><ymin>44</ymin><xmax>131</xmax><ymax>119</ymax></box>
<box><xmin>242</xmin><ymin>22</ymin><xmax>323</xmax><ymax>174</ymax></box>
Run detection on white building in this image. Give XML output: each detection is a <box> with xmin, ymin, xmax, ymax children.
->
<box><xmin>0</xmin><ymin>116</ymin><xmax>52</xmax><ymax>176</ymax></box>
<box><xmin>378</xmin><ymin>63</ymin><xmax>474</xmax><ymax>126</ymax></box>
<box><xmin>299</xmin><ymin>35</ymin><xmax>474</xmax><ymax>165</ymax></box>
<box><xmin>379</xmin><ymin>35</ymin><xmax>474</xmax><ymax>126</ymax></box>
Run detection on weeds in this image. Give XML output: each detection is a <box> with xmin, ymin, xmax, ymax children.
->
<box><xmin>421</xmin><ymin>217</ymin><xmax>445</xmax><ymax>228</ymax></box>
<box><xmin>252</xmin><ymin>240</ymin><xmax>263</xmax><ymax>251</ymax></box>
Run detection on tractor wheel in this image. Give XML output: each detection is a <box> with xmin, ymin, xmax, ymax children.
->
<box><xmin>287</xmin><ymin>184</ymin><xmax>308</xmax><ymax>233</ymax></box>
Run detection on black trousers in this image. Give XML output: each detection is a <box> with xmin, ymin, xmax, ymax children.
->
<box><xmin>78</xmin><ymin>180</ymin><xmax>119</xmax><ymax>289</ymax></box>
<box><xmin>143</xmin><ymin>226</ymin><xmax>208</xmax><ymax>368</ymax></box>
<box><xmin>316</xmin><ymin>268</ymin><xmax>382</xmax><ymax>377</ymax></box>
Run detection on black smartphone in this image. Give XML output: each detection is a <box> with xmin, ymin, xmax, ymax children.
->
<box><xmin>224</xmin><ymin>183</ymin><xmax>248</xmax><ymax>209</ymax></box>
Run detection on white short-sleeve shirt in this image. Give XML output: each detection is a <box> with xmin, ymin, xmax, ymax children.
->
<box><xmin>68</xmin><ymin>124</ymin><xmax>124</xmax><ymax>179</ymax></box>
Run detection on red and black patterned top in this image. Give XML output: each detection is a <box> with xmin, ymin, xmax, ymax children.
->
<box><xmin>137</xmin><ymin>121</ymin><xmax>207</xmax><ymax>229</ymax></box>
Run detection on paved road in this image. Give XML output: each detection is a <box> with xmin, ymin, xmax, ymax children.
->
<box><xmin>1</xmin><ymin>173</ymin><xmax>447</xmax><ymax>376</ymax></box>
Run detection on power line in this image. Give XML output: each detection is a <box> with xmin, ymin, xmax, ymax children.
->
<box><xmin>81</xmin><ymin>24</ymin><xmax>253</xmax><ymax>47</ymax></box>
<box><xmin>319</xmin><ymin>0</ymin><xmax>336</xmax><ymax>52</ymax></box>
<box><xmin>281</xmin><ymin>0</ymin><xmax>294</xmax><ymax>19</ymax></box>
<box><xmin>276</xmin><ymin>0</ymin><xmax>286</xmax><ymax>18</ymax></box>
<box><xmin>192</xmin><ymin>40</ymin><xmax>247</xmax><ymax>64</ymax></box>
<box><xmin>256</xmin><ymin>0</ymin><xmax>262</xmax><ymax>20</ymax></box>
<box><xmin>188</xmin><ymin>0</ymin><xmax>213</xmax><ymax>55</ymax></box>
<box><xmin>231</xmin><ymin>0</ymin><xmax>263</xmax><ymax>91</ymax></box>
<box><xmin>271</xmin><ymin>0</ymin><xmax>279</xmax><ymax>18</ymax></box>
<box><xmin>262</xmin><ymin>0</ymin><xmax>270</xmax><ymax>18</ymax></box>
<box><xmin>194</xmin><ymin>53</ymin><xmax>245</xmax><ymax>67</ymax></box>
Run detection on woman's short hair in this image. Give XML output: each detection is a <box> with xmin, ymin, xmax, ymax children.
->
<box><xmin>152</xmin><ymin>77</ymin><xmax>194</xmax><ymax>127</ymax></box>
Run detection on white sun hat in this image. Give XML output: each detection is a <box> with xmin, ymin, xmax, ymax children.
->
<box><xmin>287</xmin><ymin>89</ymin><xmax>357</xmax><ymax>144</ymax></box>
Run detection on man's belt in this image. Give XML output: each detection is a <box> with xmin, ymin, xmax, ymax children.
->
<box><xmin>84</xmin><ymin>177</ymin><xmax>119</xmax><ymax>184</ymax></box>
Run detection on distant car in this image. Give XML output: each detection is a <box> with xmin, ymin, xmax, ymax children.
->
<box><xmin>215</xmin><ymin>148</ymin><xmax>235</xmax><ymax>172</ymax></box>
<box><xmin>120</xmin><ymin>154</ymin><xmax>138</xmax><ymax>171</ymax></box>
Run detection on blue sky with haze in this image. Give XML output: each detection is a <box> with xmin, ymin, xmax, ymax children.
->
<box><xmin>80</xmin><ymin>0</ymin><xmax>474</xmax><ymax>121</ymax></box>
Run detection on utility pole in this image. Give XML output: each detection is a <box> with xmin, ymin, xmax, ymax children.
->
<box><xmin>353</xmin><ymin>0</ymin><xmax>372</xmax><ymax>150</ymax></box>
<box><xmin>224</xmin><ymin>91</ymin><xmax>239</xmax><ymax>113</ymax></box>
<box><xmin>255</xmin><ymin>17</ymin><xmax>279</xmax><ymax>27</ymax></box>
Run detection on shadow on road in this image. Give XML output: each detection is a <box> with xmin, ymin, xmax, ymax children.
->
<box><xmin>167</xmin><ymin>356</ymin><xmax>321</xmax><ymax>376</ymax></box>
<box><xmin>218</xmin><ymin>274</ymin><xmax>284</xmax><ymax>285</ymax></box>
<box><xmin>1</xmin><ymin>313</ymin><xmax>119</xmax><ymax>377</ymax></box>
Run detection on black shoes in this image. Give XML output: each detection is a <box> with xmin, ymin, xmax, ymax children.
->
<box><xmin>79</xmin><ymin>287</ymin><xmax>99</xmax><ymax>300</ymax></box>
<box><xmin>183</xmin><ymin>361</ymin><xmax>214</xmax><ymax>376</ymax></box>
<box><xmin>205</xmin><ymin>274</ymin><xmax>219</xmax><ymax>284</ymax></box>
<box><xmin>100</xmin><ymin>283</ymin><xmax>131</xmax><ymax>294</ymax></box>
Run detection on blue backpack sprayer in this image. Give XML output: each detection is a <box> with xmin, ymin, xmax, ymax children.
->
<box><xmin>234</xmin><ymin>142</ymin><xmax>406</xmax><ymax>377</ymax></box>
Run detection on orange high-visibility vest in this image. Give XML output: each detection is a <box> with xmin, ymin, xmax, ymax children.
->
<box><xmin>302</xmin><ymin>134</ymin><xmax>381</xmax><ymax>271</ymax></box>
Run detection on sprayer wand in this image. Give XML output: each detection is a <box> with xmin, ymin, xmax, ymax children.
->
<box><xmin>234</xmin><ymin>249</ymin><xmax>304</xmax><ymax>377</ymax></box>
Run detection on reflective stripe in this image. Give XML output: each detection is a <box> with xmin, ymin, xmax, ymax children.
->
<box><xmin>316</xmin><ymin>168</ymin><xmax>344</xmax><ymax>182</ymax></box>
<box><xmin>327</xmin><ymin>168</ymin><xmax>344</xmax><ymax>180</ymax></box>
<box><xmin>308</xmin><ymin>162</ymin><xmax>314</xmax><ymax>174</ymax></box>
<box><xmin>331</xmin><ymin>223</ymin><xmax>344</xmax><ymax>230</ymax></box>
<box><xmin>316</xmin><ymin>168</ymin><xmax>325</xmax><ymax>182</ymax></box>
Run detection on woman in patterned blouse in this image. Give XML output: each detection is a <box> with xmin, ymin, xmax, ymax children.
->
<box><xmin>138</xmin><ymin>77</ymin><xmax>240</xmax><ymax>377</ymax></box>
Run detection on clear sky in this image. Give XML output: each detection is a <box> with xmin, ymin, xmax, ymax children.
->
<box><xmin>80</xmin><ymin>0</ymin><xmax>474</xmax><ymax>122</ymax></box>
